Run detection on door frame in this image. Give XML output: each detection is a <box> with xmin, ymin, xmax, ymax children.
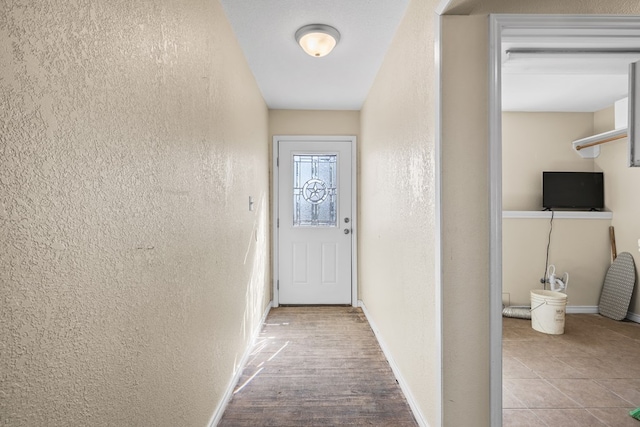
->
<box><xmin>489</xmin><ymin>14</ymin><xmax>640</xmax><ymax>426</ymax></box>
<box><xmin>272</xmin><ymin>135</ymin><xmax>358</xmax><ymax>308</ymax></box>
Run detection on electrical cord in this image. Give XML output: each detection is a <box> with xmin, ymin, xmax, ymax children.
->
<box><xmin>542</xmin><ymin>210</ymin><xmax>554</xmax><ymax>290</ymax></box>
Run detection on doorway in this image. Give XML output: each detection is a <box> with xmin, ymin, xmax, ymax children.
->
<box><xmin>490</xmin><ymin>14</ymin><xmax>640</xmax><ymax>425</ymax></box>
<box><xmin>272</xmin><ymin>136</ymin><xmax>357</xmax><ymax>306</ymax></box>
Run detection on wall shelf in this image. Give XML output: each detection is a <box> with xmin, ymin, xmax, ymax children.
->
<box><xmin>503</xmin><ymin>210</ymin><xmax>613</xmax><ymax>220</ymax></box>
<box><xmin>572</xmin><ymin>128</ymin><xmax>627</xmax><ymax>159</ymax></box>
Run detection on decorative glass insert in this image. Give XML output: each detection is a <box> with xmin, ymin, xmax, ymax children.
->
<box><xmin>293</xmin><ymin>154</ymin><xmax>337</xmax><ymax>227</ymax></box>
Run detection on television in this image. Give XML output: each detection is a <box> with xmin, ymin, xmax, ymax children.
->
<box><xmin>542</xmin><ymin>171</ymin><xmax>604</xmax><ymax>210</ymax></box>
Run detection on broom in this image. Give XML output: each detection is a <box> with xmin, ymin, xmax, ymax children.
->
<box><xmin>630</xmin><ymin>407</ymin><xmax>640</xmax><ymax>421</ymax></box>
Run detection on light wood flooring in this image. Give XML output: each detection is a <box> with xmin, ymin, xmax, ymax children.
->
<box><xmin>219</xmin><ymin>306</ymin><xmax>418</xmax><ymax>426</ymax></box>
<box><xmin>504</xmin><ymin>314</ymin><xmax>640</xmax><ymax>426</ymax></box>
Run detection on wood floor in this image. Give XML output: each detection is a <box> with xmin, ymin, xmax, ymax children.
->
<box><xmin>219</xmin><ymin>307</ymin><xmax>418</xmax><ymax>426</ymax></box>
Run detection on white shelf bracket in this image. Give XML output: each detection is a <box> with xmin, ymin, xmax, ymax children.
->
<box><xmin>572</xmin><ymin>128</ymin><xmax>627</xmax><ymax>159</ymax></box>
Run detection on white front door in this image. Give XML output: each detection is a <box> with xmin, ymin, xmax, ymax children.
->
<box><xmin>275</xmin><ymin>137</ymin><xmax>354</xmax><ymax>305</ymax></box>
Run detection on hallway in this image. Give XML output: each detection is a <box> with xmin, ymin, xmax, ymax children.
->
<box><xmin>219</xmin><ymin>307</ymin><xmax>418</xmax><ymax>426</ymax></box>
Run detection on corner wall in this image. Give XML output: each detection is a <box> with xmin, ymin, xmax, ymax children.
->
<box><xmin>502</xmin><ymin>113</ymin><xmax>611</xmax><ymax>307</ymax></box>
<box><xmin>359</xmin><ymin>0</ymin><xmax>439</xmax><ymax>424</ymax></box>
<box><xmin>0</xmin><ymin>2</ymin><xmax>270</xmax><ymax>425</ymax></box>
<box><xmin>594</xmin><ymin>111</ymin><xmax>640</xmax><ymax>317</ymax></box>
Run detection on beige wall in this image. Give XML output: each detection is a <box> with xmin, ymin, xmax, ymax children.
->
<box><xmin>440</xmin><ymin>15</ymin><xmax>491</xmax><ymax>426</ymax></box>
<box><xmin>503</xmin><ymin>113</ymin><xmax>596</xmax><ymax>211</ymax></box>
<box><xmin>503</xmin><ymin>218</ymin><xmax>612</xmax><ymax>306</ymax></box>
<box><xmin>359</xmin><ymin>0</ymin><xmax>439</xmax><ymax>424</ymax></box>
<box><xmin>502</xmin><ymin>113</ymin><xmax>611</xmax><ymax>308</ymax></box>
<box><xmin>0</xmin><ymin>2</ymin><xmax>270</xmax><ymax>426</ymax></box>
<box><xmin>594</xmin><ymin>105</ymin><xmax>616</xmax><ymax>134</ymax></box>
<box><xmin>594</xmin><ymin>117</ymin><xmax>640</xmax><ymax>316</ymax></box>
<box><xmin>269</xmin><ymin>109</ymin><xmax>360</xmax><ymax>137</ymax></box>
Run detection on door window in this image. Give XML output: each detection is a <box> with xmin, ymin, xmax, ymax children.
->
<box><xmin>292</xmin><ymin>154</ymin><xmax>337</xmax><ymax>227</ymax></box>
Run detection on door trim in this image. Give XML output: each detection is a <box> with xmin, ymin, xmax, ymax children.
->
<box><xmin>272</xmin><ymin>135</ymin><xmax>357</xmax><ymax>308</ymax></box>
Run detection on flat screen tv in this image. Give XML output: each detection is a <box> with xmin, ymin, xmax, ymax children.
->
<box><xmin>542</xmin><ymin>171</ymin><xmax>604</xmax><ymax>210</ymax></box>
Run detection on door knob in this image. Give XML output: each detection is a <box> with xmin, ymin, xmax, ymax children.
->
<box><xmin>344</xmin><ymin>229</ymin><xmax>350</xmax><ymax>234</ymax></box>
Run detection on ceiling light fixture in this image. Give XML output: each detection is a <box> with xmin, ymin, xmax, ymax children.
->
<box><xmin>295</xmin><ymin>24</ymin><xmax>340</xmax><ymax>58</ymax></box>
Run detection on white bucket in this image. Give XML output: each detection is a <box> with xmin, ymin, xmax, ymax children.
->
<box><xmin>530</xmin><ymin>290</ymin><xmax>568</xmax><ymax>335</ymax></box>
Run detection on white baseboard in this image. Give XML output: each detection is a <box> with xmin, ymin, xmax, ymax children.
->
<box><xmin>504</xmin><ymin>306</ymin><xmax>598</xmax><ymax>314</ymax></box>
<box><xmin>358</xmin><ymin>300</ymin><xmax>429</xmax><ymax>427</ymax></box>
<box><xmin>626</xmin><ymin>311</ymin><xmax>640</xmax><ymax>323</ymax></box>
<box><xmin>560</xmin><ymin>305</ymin><xmax>639</xmax><ymax>323</ymax></box>
<box><xmin>566</xmin><ymin>306</ymin><xmax>599</xmax><ymax>314</ymax></box>
<box><xmin>506</xmin><ymin>305</ymin><xmax>633</xmax><ymax>316</ymax></box>
<box><xmin>208</xmin><ymin>301</ymin><xmax>272</xmax><ymax>427</ymax></box>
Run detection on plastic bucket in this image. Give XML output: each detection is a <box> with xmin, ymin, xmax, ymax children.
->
<box><xmin>530</xmin><ymin>290</ymin><xmax>568</xmax><ymax>335</ymax></box>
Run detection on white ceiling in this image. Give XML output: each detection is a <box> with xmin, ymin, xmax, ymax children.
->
<box><xmin>220</xmin><ymin>2</ymin><xmax>640</xmax><ymax>113</ymax></box>
<box><xmin>219</xmin><ymin>0</ymin><xmax>410</xmax><ymax>110</ymax></box>
<box><xmin>502</xmin><ymin>30</ymin><xmax>640</xmax><ymax>112</ymax></box>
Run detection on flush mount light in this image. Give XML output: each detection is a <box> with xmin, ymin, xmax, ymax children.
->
<box><xmin>295</xmin><ymin>24</ymin><xmax>340</xmax><ymax>58</ymax></box>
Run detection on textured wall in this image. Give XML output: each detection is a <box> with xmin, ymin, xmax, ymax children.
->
<box><xmin>440</xmin><ymin>15</ymin><xmax>491</xmax><ymax>427</ymax></box>
<box><xmin>269</xmin><ymin>110</ymin><xmax>360</xmax><ymax>137</ymax></box>
<box><xmin>359</xmin><ymin>0</ymin><xmax>439</xmax><ymax>424</ymax></box>
<box><xmin>0</xmin><ymin>1</ymin><xmax>270</xmax><ymax>426</ymax></box>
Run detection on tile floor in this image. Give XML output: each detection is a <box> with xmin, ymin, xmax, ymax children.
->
<box><xmin>503</xmin><ymin>314</ymin><xmax>640</xmax><ymax>426</ymax></box>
